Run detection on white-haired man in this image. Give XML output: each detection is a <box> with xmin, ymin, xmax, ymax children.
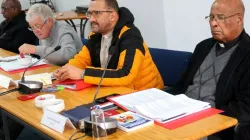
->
<box><xmin>18</xmin><ymin>4</ymin><xmax>83</xmax><ymax>66</ymax></box>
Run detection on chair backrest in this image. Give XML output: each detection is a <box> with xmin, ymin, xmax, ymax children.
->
<box><xmin>81</xmin><ymin>38</ymin><xmax>88</xmax><ymax>46</ymax></box>
<box><xmin>149</xmin><ymin>48</ymin><xmax>192</xmax><ymax>86</ymax></box>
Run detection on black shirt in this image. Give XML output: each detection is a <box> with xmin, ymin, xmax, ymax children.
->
<box><xmin>0</xmin><ymin>11</ymin><xmax>38</xmax><ymax>53</ymax></box>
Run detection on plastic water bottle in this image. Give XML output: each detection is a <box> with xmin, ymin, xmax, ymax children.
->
<box><xmin>91</xmin><ymin>106</ymin><xmax>108</xmax><ymax>140</ymax></box>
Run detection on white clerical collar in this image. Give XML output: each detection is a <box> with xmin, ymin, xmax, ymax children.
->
<box><xmin>219</xmin><ymin>43</ymin><xmax>225</xmax><ymax>48</ymax></box>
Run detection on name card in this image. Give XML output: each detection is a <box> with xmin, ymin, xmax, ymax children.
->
<box><xmin>41</xmin><ymin>109</ymin><xmax>75</xmax><ymax>133</ymax></box>
<box><xmin>0</xmin><ymin>74</ymin><xmax>17</xmax><ymax>89</ymax></box>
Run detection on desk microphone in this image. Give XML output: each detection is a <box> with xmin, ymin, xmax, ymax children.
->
<box><xmin>18</xmin><ymin>46</ymin><xmax>61</xmax><ymax>94</ymax></box>
<box><xmin>82</xmin><ymin>46</ymin><xmax>118</xmax><ymax>136</ymax></box>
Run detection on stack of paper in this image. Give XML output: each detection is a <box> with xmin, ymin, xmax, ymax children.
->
<box><xmin>109</xmin><ymin>88</ymin><xmax>211</xmax><ymax>123</ymax></box>
<box><xmin>0</xmin><ymin>55</ymin><xmax>46</xmax><ymax>72</ymax></box>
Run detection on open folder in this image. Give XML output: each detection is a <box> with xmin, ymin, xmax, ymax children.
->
<box><xmin>108</xmin><ymin>88</ymin><xmax>217</xmax><ymax>124</ymax></box>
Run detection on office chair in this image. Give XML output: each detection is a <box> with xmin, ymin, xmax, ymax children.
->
<box><xmin>149</xmin><ymin>48</ymin><xmax>192</xmax><ymax>86</ymax></box>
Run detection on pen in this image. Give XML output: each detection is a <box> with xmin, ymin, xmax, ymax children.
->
<box><xmin>161</xmin><ymin>113</ymin><xmax>187</xmax><ymax>122</ymax></box>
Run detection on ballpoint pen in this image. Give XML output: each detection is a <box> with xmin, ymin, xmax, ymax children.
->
<box><xmin>161</xmin><ymin>112</ymin><xmax>187</xmax><ymax>122</ymax></box>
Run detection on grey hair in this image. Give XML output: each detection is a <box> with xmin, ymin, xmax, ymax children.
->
<box><xmin>26</xmin><ymin>3</ymin><xmax>54</xmax><ymax>22</ymax></box>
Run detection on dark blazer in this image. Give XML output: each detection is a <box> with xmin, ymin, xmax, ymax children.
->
<box><xmin>169</xmin><ymin>30</ymin><xmax>250</xmax><ymax>124</ymax></box>
<box><xmin>0</xmin><ymin>11</ymin><xmax>37</xmax><ymax>53</ymax></box>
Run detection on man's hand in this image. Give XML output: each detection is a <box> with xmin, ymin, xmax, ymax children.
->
<box><xmin>19</xmin><ymin>43</ymin><xmax>36</xmax><ymax>54</ymax></box>
<box><xmin>53</xmin><ymin>65</ymin><xmax>84</xmax><ymax>81</ymax></box>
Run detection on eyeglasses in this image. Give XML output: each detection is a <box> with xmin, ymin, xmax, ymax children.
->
<box><xmin>205</xmin><ymin>13</ymin><xmax>240</xmax><ymax>22</ymax></box>
<box><xmin>86</xmin><ymin>10</ymin><xmax>113</xmax><ymax>18</ymax></box>
<box><xmin>1</xmin><ymin>6</ymin><xmax>14</xmax><ymax>12</ymax></box>
<box><xmin>28</xmin><ymin>19</ymin><xmax>48</xmax><ymax>31</ymax></box>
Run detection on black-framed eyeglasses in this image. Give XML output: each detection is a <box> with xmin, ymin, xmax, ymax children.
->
<box><xmin>86</xmin><ymin>10</ymin><xmax>113</xmax><ymax>18</ymax></box>
<box><xmin>28</xmin><ymin>19</ymin><xmax>48</xmax><ymax>31</ymax></box>
<box><xmin>205</xmin><ymin>13</ymin><xmax>240</xmax><ymax>22</ymax></box>
<box><xmin>1</xmin><ymin>6</ymin><xmax>14</xmax><ymax>12</ymax></box>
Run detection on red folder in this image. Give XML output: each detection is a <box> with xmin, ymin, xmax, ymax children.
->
<box><xmin>0</xmin><ymin>64</ymin><xmax>49</xmax><ymax>74</ymax></box>
<box><xmin>56</xmin><ymin>79</ymin><xmax>93</xmax><ymax>91</ymax></box>
<box><xmin>155</xmin><ymin>108</ymin><xmax>223</xmax><ymax>130</ymax></box>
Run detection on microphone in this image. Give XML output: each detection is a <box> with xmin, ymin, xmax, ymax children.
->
<box><xmin>82</xmin><ymin>46</ymin><xmax>118</xmax><ymax>137</ymax></box>
<box><xmin>18</xmin><ymin>46</ymin><xmax>61</xmax><ymax>94</ymax></box>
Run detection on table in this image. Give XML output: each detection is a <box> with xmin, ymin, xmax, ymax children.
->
<box><xmin>54</xmin><ymin>11</ymin><xmax>88</xmax><ymax>38</ymax></box>
<box><xmin>0</xmin><ymin>49</ymin><xmax>238</xmax><ymax>140</ymax></box>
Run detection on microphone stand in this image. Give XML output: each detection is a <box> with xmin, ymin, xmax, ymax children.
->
<box><xmin>92</xmin><ymin>54</ymin><xmax>113</xmax><ymax>108</ymax></box>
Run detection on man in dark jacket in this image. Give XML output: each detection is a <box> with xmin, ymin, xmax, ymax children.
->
<box><xmin>0</xmin><ymin>0</ymin><xmax>37</xmax><ymax>53</ymax></box>
<box><xmin>167</xmin><ymin>0</ymin><xmax>250</xmax><ymax>139</ymax></box>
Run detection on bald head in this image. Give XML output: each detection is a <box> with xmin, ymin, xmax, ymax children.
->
<box><xmin>209</xmin><ymin>0</ymin><xmax>245</xmax><ymax>43</ymax></box>
<box><xmin>212</xmin><ymin>0</ymin><xmax>244</xmax><ymax>16</ymax></box>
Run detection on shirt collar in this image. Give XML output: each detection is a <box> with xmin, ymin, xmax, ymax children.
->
<box><xmin>216</xmin><ymin>30</ymin><xmax>243</xmax><ymax>56</ymax></box>
<box><xmin>218</xmin><ymin>31</ymin><xmax>242</xmax><ymax>48</ymax></box>
<box><xmin>102</xmin><ymin>29</ymin><xmax>113</xmax><ymax>39</ymax></box>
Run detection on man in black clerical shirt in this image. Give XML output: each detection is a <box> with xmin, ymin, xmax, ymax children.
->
<box><xmin>0</xmin><ymin>0</ymin><xmax>37</xmax><ymax>53</ymax></box>
<box><xmin>167</xmin><ymin>0</ymin><xmax>250</xmax><ymax>139</ymax></box>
